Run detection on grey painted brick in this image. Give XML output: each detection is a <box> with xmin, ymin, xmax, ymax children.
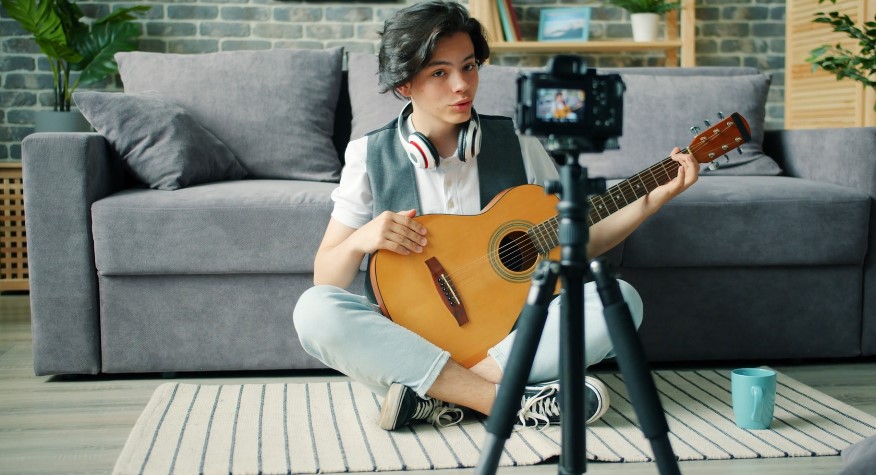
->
<box><xmin>202</xmin><ymin>22</ymin><xmax>251</xmax><ymax>38</ymax></box>
<box><xmin>325</xmin><ymin>7</ymin><xmax>372</xmax><ymax>23</ymax></box>
<box><xmin>752</xmin><ymin>22</ymin><xmax>785</xmax><ymax>37</ymax></box>
<box><xmin>723</xmin><ymin>6</ymin><xmax>770</xmax><ymax>21</ymax></box>
<box><xmin>4</xmin><ymin>73</ymin><xmax>54</xmax><ymax>90</ymax></box>
<box><xmin>0</xmin><ymin>92</ymin><xmax>36</xmax><ymax>108</ymax></box>
<box><xmin>701</xmin><ymin>22</ymin><xmax>750</xmax><ymax>38</ymax></box>
<box><xmin>147</xmin><ymin>22</ymin><xmax>198</xmax><ymax>37</ymax></box>
<box><xmin>721</xmin><ymin>38</ymin><xmax>770</xmax><ymax>55</ymax></box>
<box><xmin>0</xmin><ymin>146</ymin><xmax>8</xmax><ymax>160</ymax></box>
<box><xmin>697</xmin><ymin>56</ymin><xmax>743</xmax><ymax>67</ymax></box>
<box><xmin>221</xmin><ymin>40</ymin><xmax>271</xmax><ymax>51</ymax></box>
<box><xmin>273</xmin><ymin>6</ymin><xmax>322</xmax><ymax>23</ymax></box>
<box><xmin>253</xmin><ymin>23</ymin><xmax>303</xmax><ymax>39</ymax></box>
<box><xmin>3</xmin><ymin>38</ymin><xmax>41</xmax><ymax>54</ymax></box>
<box><xmin>6</xmin><ymin>110</ymin><xmax>34</xmax><ymax>125</ymax></box>
<box><xmin>696</xmin><ymin>7</ymin><xmax>720</xmax><ymax>21</ymax></box>
<box><xmin>0</xmin><ymin>19</ymin><xmax>28</xmax><ymax>36</ymax></box>
<box><xmin>139</xmin><ymin>39</ymin><xmax>168</xmax><ymax>53</ymax></box>
<box><xmin>306</xmin><ymin>24</ymin><xmax>354</xmax><ymax>40</ymax></box>
<box><xmin>168</xmin><ymin>39</ymin><xmax>219</xmax><ymax>54</ymax></box>
<box><xmin>696</xmin><ymin>39</ymin><xmax>719</xmax><ymax>54</ymax></box>
<box><xmin>221</xmin><ymin>6</ymin><xmax>271</xmax><ymax>21</ymax></box>
<box><xmin>167</xmin><ymin>5</ymin><xmax>219</xmax><ymax>20</ymax></box>
<box><xmin>0</xmin><ymin>57</ymin><xmax>35</xmax><ymax>72</ymax></box>
<box><xmin>273</xmin><ymin>40</ymin><xmax>325</xmax><ymax>50</ymax></box>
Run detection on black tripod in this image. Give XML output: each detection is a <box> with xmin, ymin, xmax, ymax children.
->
<box><xmin>475</xmin><ymin>148</ymin><xmax>681</xmax><ymax>475</ymax></box>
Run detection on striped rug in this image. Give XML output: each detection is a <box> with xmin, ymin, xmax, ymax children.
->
<box><xmin>113</xmin><ymin>370</ymin><xmax>876</xmax><ymax>474</ymax></box>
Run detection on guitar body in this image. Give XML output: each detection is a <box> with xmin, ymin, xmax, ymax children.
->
<box><xmin>369</xmin><ymin>112</ymin><xmax>752</xmax><ymax>369</ymax></box>
<box><xmin>369</xmin><ymin>184</ymin><xmax>560</xmax><ymax>368</ymax></box>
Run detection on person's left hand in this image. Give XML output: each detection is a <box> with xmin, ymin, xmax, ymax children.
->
<box><xmin>646</xmin><ymin>147</ymin><xmax>699</xmax><ymax>209</ymax></box>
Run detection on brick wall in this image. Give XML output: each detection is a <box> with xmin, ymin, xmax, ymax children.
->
<box><xmin>0</xmin><ymin>0</ymin><xmax>787</xmax><ymax>160</ymax></box>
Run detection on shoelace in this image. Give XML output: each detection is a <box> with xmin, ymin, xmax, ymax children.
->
<box><xmin>517</xmin><ymin>384</ymin><xmax>560</xmax><ymax>428</ymax></box>
<box><xmin>413</xmin><ymin>398</ymin><xmax>465</xmax><ymax>427</ymax></box>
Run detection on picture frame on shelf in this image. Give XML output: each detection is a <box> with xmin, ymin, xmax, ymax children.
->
<box><xmin>538</xmin><ymin>7</ymin><xmax>591</xmax><ymax>42</ymax></box>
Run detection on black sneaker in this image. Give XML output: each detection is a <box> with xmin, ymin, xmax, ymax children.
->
<box><xmin>379</xmin><ymin>383</ymin><xmax>464</xmax><ymax>431</ymax></box>
<box><xmin>516</xmin><ymin>376</ymin><xmax>610</xmax><ymax>428</ymax></box>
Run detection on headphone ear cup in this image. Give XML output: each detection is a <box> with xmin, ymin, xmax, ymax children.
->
<box><xmin>458</xmin><ymin>119</ymin><xmax>481</xmax><ymax>162</ymax></box>
<box><xmin>408</xmin><ymin>132</ymin><xmax>440</xmax><ymax>169</ymax></box>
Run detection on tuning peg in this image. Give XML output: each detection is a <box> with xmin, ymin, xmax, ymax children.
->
<box><xmin>717</xmin><ymin>111</ymin><xmax>725</xmax><ymax>119</ymax></box>
<box><xmin>690</xmin><ymin>126</ymin><xmax>701</xmax><ymax>135</ymax></box>
<box><xmin>704</xmin><ymin>119</ymin><xmax>711</xmax><ymax>127</ymax></box>
<box><xmin>709</xmin><ymin>161</ymin><xmax>720</xmax><ymax>170</ymax></box>
<box><xmin>737</xmin><ymin>148</ymin><xmax>743</xmax><ymax>155</ymax></box>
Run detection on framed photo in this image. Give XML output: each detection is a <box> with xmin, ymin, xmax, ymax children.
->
<box><xmin>538</xmin><ymin>7</ymin><xmax>591</xmax><ymax>42</ymax></box>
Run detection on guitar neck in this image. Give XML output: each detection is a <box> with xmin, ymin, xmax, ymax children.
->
<box><xmin>527</xmin><ymin>151</ymin><xmax>686</xmax><ymax>254</ymax></box>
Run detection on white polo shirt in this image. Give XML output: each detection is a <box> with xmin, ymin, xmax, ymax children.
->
<box><xmin>331</xmin><ymin>117</ymin><xmax>560</xmax><ymax>230</ymax></box>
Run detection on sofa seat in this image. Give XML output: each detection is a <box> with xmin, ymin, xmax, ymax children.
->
<box><xmin>619</xmin><ymin>176</ymin><xmax>871</xmax><ymax>268</ymax></box>
<box><xmin>92</xmin><ymin>180</ymin><xmax>337</xmax><ymax>275</ymax></box>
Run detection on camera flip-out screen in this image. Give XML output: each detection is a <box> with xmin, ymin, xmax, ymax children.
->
<box><xmin>536</xmin><ymin>88</ymin><xmax>586</xmax><ymax>125</ymax></box>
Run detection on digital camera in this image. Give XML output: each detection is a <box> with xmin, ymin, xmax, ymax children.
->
<box><xmin>516</xmin><ymin>55</ymin><xmax>625</xmax><ymax>153</ymax></box>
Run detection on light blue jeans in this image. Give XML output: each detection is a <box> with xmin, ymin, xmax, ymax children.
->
<box><xmin>292</xmin><ymin>281</ymin><xmax>643</xmax><ymax>398</ymax></box>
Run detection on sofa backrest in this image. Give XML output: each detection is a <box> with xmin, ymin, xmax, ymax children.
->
<box><xmin>343</xmin><ymin>52</ymin><xmax>781</xmax><ymax>179</ymax></box>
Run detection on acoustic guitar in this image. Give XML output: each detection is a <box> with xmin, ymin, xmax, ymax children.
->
<box><xmin>369</xmin><ymin>113</ymin><xmax>752</xmax><ymax>368</ymax></box>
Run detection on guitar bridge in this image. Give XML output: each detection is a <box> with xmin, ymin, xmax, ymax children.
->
<box><xmin>425</xmin><ymin>257</ymin><xmax>469</xmax><ymax>326</ymax></box>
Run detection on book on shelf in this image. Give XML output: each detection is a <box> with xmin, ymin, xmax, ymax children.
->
<box><xmin>496</xmin><ymin>0</ymin><xmax>521</xmax><ymax>42</ymax></box>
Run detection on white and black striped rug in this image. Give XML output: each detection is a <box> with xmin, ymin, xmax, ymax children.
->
<box><xmin>114</xmin><ymin>370</ymin><xmax>876</xmax><ymax>474</ymax></box>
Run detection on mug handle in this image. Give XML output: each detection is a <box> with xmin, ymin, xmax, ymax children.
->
<box><xmin>750</xmin><ymin>386</ymin><xmax>763</xmax><ymax>421</ymax></box>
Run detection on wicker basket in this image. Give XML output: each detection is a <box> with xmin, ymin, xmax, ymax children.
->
<box><xmin>0</xmin><ymin>162</ymin><xmax>28</xmax><ymax>291</ymax></box>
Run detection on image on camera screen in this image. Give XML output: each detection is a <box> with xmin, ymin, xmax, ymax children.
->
<box><xmin>536</xmin><ymin>88</ymin><xmax>585</xmax><ymax>124</ymax></box>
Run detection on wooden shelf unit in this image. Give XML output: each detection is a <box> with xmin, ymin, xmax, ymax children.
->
<box><xmin>0</xmin><ymin>162</ymin><xmax>28</xmax><ymax>292</ymax></box>
<box><xmin>469</xmin><ymin>0</ymin><xmax>696</xmax><ymax>67</ymax></box>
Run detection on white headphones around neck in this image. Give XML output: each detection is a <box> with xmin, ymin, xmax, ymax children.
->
<box><xmin>396</xmin><ymin>102</ymin><xmax>481</xmax><ymax>169</ymax></box>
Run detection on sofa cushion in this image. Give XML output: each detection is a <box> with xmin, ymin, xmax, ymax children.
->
<box><xmin>91</xmin><ymin>180</ymin><xmax>336</xmax><ymax>275</ymax></box>
<box><xmin>618</xmin><ymin>176</ymin><xmax>871</xmax><ymax>268</ymax></box>
<box><xmin>116</xmin><ymin>49</ymin><xmax>344</xmax><ymax>182</ymax></box>
<box><xmin>73</xmin><ymin>91</ymin><xmax>248</xmax><ymax>190</ymax></box>
<box><xmin>579</xmin><ymin>71</ymin><xmax>780</xmax><ymax>179</ymax></box>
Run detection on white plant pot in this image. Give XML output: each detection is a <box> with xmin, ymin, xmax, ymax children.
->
<box><xmin>630</xmin><ymin>12</ymin><xmax>660</xmax><ymax>42</ymax></box>
<box><xmin>34</xmin><ymin>110</ymin><xmax>92</xmax><ymax>133</ymax></box>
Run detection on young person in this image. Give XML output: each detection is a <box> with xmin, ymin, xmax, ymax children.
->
<box><xmin>293</xmin><ymin>0</ymin><xmax>699</xmax><ymax>431</ymax></box>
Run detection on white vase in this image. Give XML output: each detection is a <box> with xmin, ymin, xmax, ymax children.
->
<box><xmin>34</xmin><ymin>110</ymin><xmax>92</xmax><ymax>133</ymax></box>
<box><xmin>630</xmin><ymin>12</ymin><xmax>660</xmax><ymax>42</ymax></box>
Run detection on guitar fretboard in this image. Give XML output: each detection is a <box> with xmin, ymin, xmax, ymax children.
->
<box><xmin>526</xmin><ymin>152</ymin><xmax>686</xmax><ymax>254</ymax></box>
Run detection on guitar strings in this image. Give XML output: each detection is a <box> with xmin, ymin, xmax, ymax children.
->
<box><xmin>445</xmin><ymin>139</ymin><xmax>717</xmax><ymax>286</ymax></box>
<box><xmin>439</xmin><ymin>128</ymin><xmax>736</xmax><ymax>287</ymax></box>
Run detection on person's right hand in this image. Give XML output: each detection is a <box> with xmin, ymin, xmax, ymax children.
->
<box><xmin>351</xmin><ymin>209</ymin><xmax>427</xmax><ymax>255</ymax></box>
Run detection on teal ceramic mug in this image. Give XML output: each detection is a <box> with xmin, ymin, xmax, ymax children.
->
<box><xmin>731</xmin><ymin>368</ymin><xmax>776</xmax><ymax>430</ymax></box>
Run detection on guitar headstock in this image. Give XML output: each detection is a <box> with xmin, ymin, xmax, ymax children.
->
<box><xmin>686</xmin><ymin>112</ymin><xmax>752</xmax><ymax>165</ymax></box>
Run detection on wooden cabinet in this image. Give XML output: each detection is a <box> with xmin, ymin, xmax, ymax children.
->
<box><xmin>0</xmin><ymin>162</ymin><xmax>28</xmax><ymax>292</ymax></box>
<box><xmin>468</xmin><ymin>0</ymin><xmax>696</xmax><ymax>67</ymax></box>
<box><xmin>785</xmin><ymin>0</ymin><xmax>876</xmax><ymax>129</ymax></box>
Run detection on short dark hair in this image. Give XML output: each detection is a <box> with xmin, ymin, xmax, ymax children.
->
<box><xmin>377</xmin><ymin>0</ymin><xmax>490</xmax><ymax>99</ymax></box>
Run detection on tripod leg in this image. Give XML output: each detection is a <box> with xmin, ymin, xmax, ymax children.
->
<box><xmin>476</xmin><ymin>260</ymin><xmax>560</xmax><ymax>475</ymax></box>
<box><xmin>590</xmin><ymin>258</ymin><xmax>681</xmax><ymax>475</ymax></box>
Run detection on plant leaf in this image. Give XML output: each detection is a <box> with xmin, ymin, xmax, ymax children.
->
<box><xmin>69</xmin><ymin>21</ymin><xmax>139</xmax><ymax>87</ymax></box>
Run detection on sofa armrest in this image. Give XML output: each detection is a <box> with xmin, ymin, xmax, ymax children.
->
<box><xmin>765</xmin><ymin>127</ymin><xmax>876</xmax><ymax>355</ymax></box>
<box><xmin>22</xmin><ymin>132</ymin><xmax>125</xmax><ymax>375</ymax></box>
<box><xmin>763</xmin><ymin>128</ymin><xmax>876</xmax><ymax>197</ymax></box>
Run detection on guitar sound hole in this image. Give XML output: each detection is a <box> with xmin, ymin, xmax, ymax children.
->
<box><xmin>498</xmin><ymin>231</ymin><xmax>538</xmax><ymax>273</ymax></box>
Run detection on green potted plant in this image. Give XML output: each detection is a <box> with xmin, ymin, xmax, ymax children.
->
<box><xmin>1</xmin><ymin>0</ymin><xmax>150</xmax><ymax>131</ymax></box>
<box><xmin>605</xmin><ymin>0</ymin><xmax>681</xmax><ymax>42</ymax></box>
<box><xmin>806</xmin><ymin>0</ymin><xmax>876</xmax><ymax>111</ymax></box>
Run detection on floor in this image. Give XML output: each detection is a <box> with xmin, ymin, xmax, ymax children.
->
<box><xmin>1</xmin><ymin>293</ymin><xmax>874</xmax><ymax>474</ymax></box>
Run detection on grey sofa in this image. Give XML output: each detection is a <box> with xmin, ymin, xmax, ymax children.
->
<box><xmin>22</xmin><ymin>49</ymin><xmax>875</xmax><ymax>375</ymax></box>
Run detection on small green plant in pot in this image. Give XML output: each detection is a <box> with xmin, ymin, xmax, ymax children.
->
<box><xmin>605</xmin><ymin>0</ymin><xmax>681</xmax><ymax>14</ymax></box>
<box><xmin>806</xmin><ymin>0</ymin><xmax>876</xmax><ymax>111</ymax></box>
<box><xmin>1</xmin><ymin>0</ymin><xmax>150</xmax><ymax>113</ymax></box>
<box><xmin>605</xmin><ymin>0</ymin><xmax>681</xmax><ymax>42</ymax></box>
